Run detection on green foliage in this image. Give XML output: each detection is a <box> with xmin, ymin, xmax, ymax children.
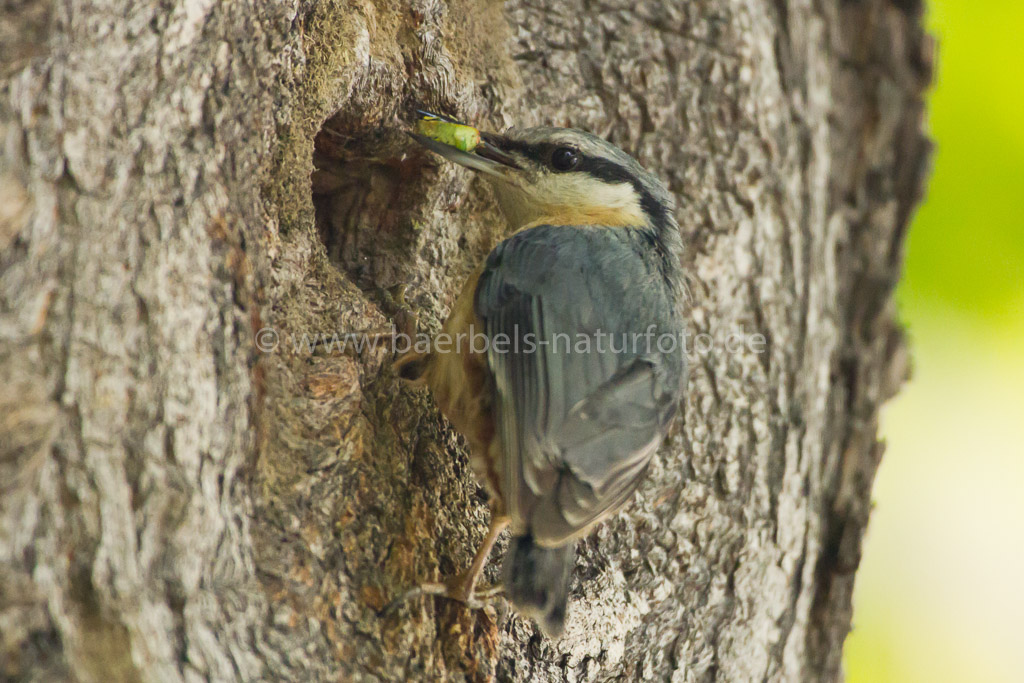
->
<box><xmin>847</xmin><ymin>3</ymin><xmax>1024</xmax><ymax>681</ymax></box>
<box><xmin>898</xmin><ymin>0</ymin><xmax>1024</xmax><ymax>328</ymax></box>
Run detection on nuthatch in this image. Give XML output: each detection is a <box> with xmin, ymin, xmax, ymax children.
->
<box><xmin>392</xmin><ymin>111</ymin><xmax>686</xmax><ymax>637</ymax></box>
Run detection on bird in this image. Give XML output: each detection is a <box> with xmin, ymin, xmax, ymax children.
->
<box><xmin>390</xmin><ymin>110</ymin><xmax>687</xmax><ymax>637</ymax></box>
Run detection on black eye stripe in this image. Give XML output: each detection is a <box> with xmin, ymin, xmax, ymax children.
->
<box><xmin>577</xmin><ymin>157</ymin><xmax>670</xmax><ymax>234</ymax></box>
<box><xmin>496</xmin><ymin>140</ymin><xmax>630</xmax><ymax>179</ymax></box>
<box><xmin>495</xmin><ymin>140</ymin><xmax>557</xmax><ymax>163</ymax></box>
<box><xmin>491</xmin><ymin>136</ymin><xmax>671</xmax><ymax>234</ymax></box>
<box><xmin>575</xmin><ymin>156</ymin><xmax>636</xmax><ymax>185</ymax></box>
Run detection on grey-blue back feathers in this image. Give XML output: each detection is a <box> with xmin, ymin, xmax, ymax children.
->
<box><xmin>474</xmin><ymin>224</ymin><xmax>686</xmax><ymax>545</ymax></box>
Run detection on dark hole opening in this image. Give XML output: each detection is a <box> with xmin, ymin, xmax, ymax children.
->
<box><xmin>311</xmin><ymin>113</ymin><xmax>432</xmax><ymax>292</ymax></box>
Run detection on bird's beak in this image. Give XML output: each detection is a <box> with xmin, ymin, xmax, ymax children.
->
<box><xmin>409</xmin><ymin>112</ymin><xmax>521</xmax><ymax>180</ymax></box>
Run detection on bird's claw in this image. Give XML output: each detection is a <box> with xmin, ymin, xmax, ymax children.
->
<box><xmin>380</xmin><ymin>580</ymin><xmax>504</xmax><ymax>617</ymax></box>
<box><xmin>380</xmin><ymin>284</ymin><xmax>419</xmax><ymax>340</ymax></box>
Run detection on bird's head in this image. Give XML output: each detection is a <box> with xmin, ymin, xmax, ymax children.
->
<box><xmin>411</xmin><ymin>115</ymin><xmax>676</xmax><ymax>234</ymax></box>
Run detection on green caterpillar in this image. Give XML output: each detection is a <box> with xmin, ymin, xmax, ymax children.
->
<box><xmin>415</xmin><ymin>112</ymin><xmax>480</xmax><ymax>152</ymax></box>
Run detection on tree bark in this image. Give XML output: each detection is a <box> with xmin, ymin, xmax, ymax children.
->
<box><xmin>0</xmin><ymin>0</ymin><xmax>931</xmax><ymax>680</ymax></box>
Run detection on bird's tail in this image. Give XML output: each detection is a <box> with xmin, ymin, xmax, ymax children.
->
<box><xmin>503</xmin><ymin>534</ymin><xmax>575</xmax><ymax>637</ymax></box>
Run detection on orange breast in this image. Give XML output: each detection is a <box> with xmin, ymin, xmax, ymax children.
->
<box><xmin>417</xmin><ymin>266</ymin><xmax>504</xmax><ymax>513</ymax></box>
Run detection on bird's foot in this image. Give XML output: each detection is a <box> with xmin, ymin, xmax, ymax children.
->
<box><xmin>382</xmin><ymin>517</ymin><xmax>509</xmax><ymax>618</ymax></box>
<box><xmin>381</xmin><ymin>577</ymin><xmax>504</xmax><ymax>617</ymax></box>
<box><xmin>379</xmin><ymin>283</ymin><xmax>419</xmax><ymax>340</ymax></box>
<box><xmin>378</xmin><ymin>283</ymin><xmax>430</xmax><ymax>380</ymax></box>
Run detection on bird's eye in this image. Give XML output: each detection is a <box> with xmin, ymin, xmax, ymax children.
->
<box><xmin>550</xmin><ymin>147</ymin><xmax>579</xmax><ymax>171</ymax></box>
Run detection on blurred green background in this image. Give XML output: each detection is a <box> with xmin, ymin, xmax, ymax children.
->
<box><xmin>844</xmin><ymin>1</ymin><xmax>1024</xmax><ymax>681</ymax></box>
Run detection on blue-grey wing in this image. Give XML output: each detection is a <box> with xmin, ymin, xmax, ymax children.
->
<box><xmin>474</xmin><ymin>225</ymin><xmax>685</xmax><ymax>545</ymax></box>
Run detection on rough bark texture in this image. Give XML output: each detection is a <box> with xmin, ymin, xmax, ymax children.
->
<box><xmin>0</xmin><ymin>0</ymin><xmax>931</xmax><ymax>681</ymax></box>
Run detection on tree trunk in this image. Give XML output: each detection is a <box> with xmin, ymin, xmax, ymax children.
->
<box><xmin>0</xmin><ymin>0</ymin><xmax>930</xmax><ymax>680</ymax></box>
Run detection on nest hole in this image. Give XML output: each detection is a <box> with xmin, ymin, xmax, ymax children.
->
<box><xmin>311</xmin><ymin>113</ymin><xmax>433</xmax><ymax>292</ymax></box>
